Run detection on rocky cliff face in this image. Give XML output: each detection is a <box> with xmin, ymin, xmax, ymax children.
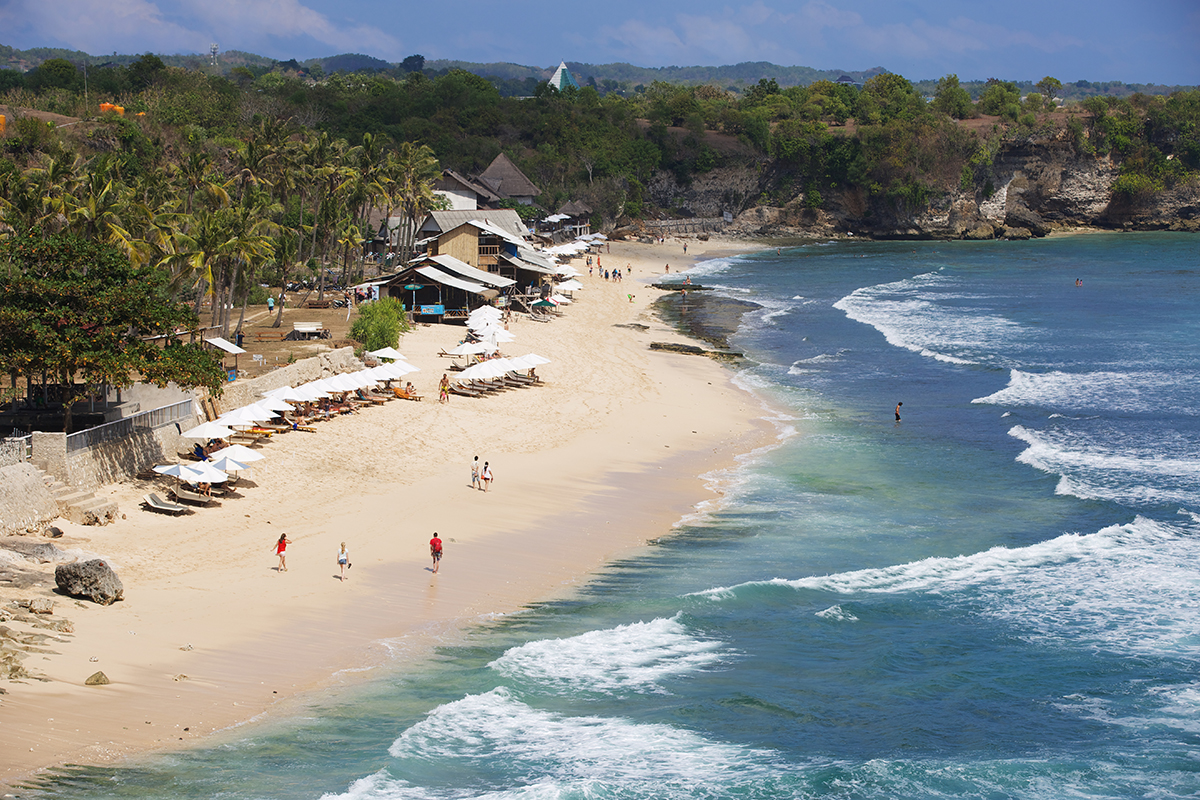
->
<box><xmin>648</xmin><ymin>136</ymin><xmax>1199</xmax><ymax>239</ymax></box>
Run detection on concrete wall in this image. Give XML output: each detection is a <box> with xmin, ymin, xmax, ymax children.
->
<box><xmin>64</xmin><ymin>417</ymin><xmax>202</xmax><ymax>491</ymax></box>
<box><xmin>0</xmin><ymin>462</ymin><xmax>60</xmax><ymax>535</ymax></box>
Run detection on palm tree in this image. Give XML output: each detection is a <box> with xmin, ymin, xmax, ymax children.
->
<box><xmin>391</xmin><ymin>142</ymin><xmax>441</xmax><ymax>265</ymax></box>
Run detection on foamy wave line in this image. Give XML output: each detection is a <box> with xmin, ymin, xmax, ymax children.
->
<box><xmin>833</xmin><ymin>273</ymin><xmax>1020</xmax><ymax>366</ymax></box>
<box><xmin>692</xmin><ymin>517</ymin><xmax>1186</xmax><ymax>599</ymax></box>
<box><xmin>975</xmin><ymin>369</ymin><xmax>1198</xmax><ymax>414</ymax></box>
<box><xmin>1009</xmin><ymin>425</ymin><xmax>1200</xmax><ymax>506</ymax></box>
<box><xmin>379</xmin><ymin>688</ymin><xmax>779</xmax><ymax>782</ymax></box>
<box><xmin>488</xmin><ymin>616</ymin><xmax>724</xmax><ymax>695</ymax></box>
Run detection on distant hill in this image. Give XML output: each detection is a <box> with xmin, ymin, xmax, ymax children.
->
<box><xmin>426</xmin><ymin>59</ymin><xmax>887</xmax><ymax>90</ymax></box>
<box><xmin>0</xmin><ymin>42</ymin><xmax>1193</xmax><ymax>100</ymax></box>
<box><xmin>321</xmin><ymin>53</ymin><xmax>393</xmax><ymax>74</ymax></box>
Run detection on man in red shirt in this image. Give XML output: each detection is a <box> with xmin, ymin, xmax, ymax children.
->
<box><xmin>429</xmin><ymin>533</ymin><xmax>443</xmax><ymax>574</ymax></box>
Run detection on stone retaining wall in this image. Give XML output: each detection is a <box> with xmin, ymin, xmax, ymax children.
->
<box><xmin>0</xmin><ymin>462</ymin><xmax>60</xmax><ymax>535</ymax></box>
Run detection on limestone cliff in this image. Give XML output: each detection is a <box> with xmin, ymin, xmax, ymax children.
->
<box><xmin>645</xmin><ymin>135</ymin><xmax>1199</xmax><ymax>239</ymax></box>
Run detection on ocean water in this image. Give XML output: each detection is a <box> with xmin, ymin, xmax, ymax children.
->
<box><xmin>28</xmin><ymin>233</ymin><xmax>1200</xmax><ymax>799</ymax></box>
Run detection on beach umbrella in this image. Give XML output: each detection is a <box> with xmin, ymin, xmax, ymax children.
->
<box><xmin>256</xmin><ymin>396</ymin><xmax>293</xmax><ymax>413</ymax></box>
<box><xmin>185</xmin><ymin>461</ymin><xmax>229</xmax><ymax>484</ymax></box>
<box><xmin>532</xmin><ymin>299</ymin><xmax>556</xmax><ymax>308</ymax></box>
<box><xmin>181</xmin><ymin>421</ymin><xmax>235</xmax><ymax>439</ymax></box>
<box><xmin>476</xmin><ymin>326</ymin><xmax>516</xmax><ymax>342</ymax></box>
<box><xmin>447</xmin><ymin>341</ymin><xmax>491</xmax><ymax>356</ymax></box>
<box><xmin>513</xmin><ymin>353</ymin><xmax>551</xmax><ymax>366</ymax></box>
<box><xmin>153</xmin><ymin>463</ymin><xmax>196</xmax><ymax>478</ymax></box>
<box><xmin>264</xmin><ymin>386</ymin><xmax>309</xmax><ymax>403</ymax></box>
<box><xmin>207</xmin><ymin>455</ymin><xmax>250</xmax><ymax>474</ymax></box>
<box><xmin>557</xmin><ymin>279</ymin><xmax>584</xmax><ymax>291</ymax></box>
<box><xmin>367</xmin><ymin>346</ymin><xmax>406</xmax><ymax>361</ymax></box>
<box><xmin>207</xmin><ymin>444</ymin><xmax>265</xmax><ymax>463</ymax></box>
<box><xmin>301</xmin><ymin>378</ymin><xmax>335</xmax><ymax>396</ymax></box>
<box><xmin>218</xmin><ymin>407</ymin><xmax>269</xmax><ymax>426</ymax></box>
<box><xmin>550</xmin><ymin>294</ymin><xmax>572</xmax><ymax>304</ymax></box>
<box><xmin>329</xmin><ymin>373</ymin><xmax>368</xmax><ymax>391</ymax></box>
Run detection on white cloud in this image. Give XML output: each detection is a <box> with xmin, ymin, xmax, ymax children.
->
<box><xmin>0</xmin><ymin>0</ymin><xmax>403</xmax><ymax>60</ymax></box>
<box><xmin>0</xmin><ymin>0</ymin><xmax>208</xmax><ymax>55</ymax></box>
<box><xmin>189</xmin><ymin>0</ymin><xmax>403</xmax><ymax>59</ymax></box>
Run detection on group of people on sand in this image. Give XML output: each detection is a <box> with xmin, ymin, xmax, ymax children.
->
<box><xmin>470</xmin><ymin>455</ymin><xmax>494</xmax><ymax>492</ymax></box>
<box><xmin>272</xmin><ymin>533</ymin><xmax>445</xmax><ymax>578</ymax></box>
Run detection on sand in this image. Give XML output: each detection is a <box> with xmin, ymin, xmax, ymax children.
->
<box><xmin>0</xmin><ymin>237</ymin><xmax>771</xmax><ymax>789</ymax></box>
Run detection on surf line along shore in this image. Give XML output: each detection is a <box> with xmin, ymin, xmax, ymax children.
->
<box><xmin>0</xmin><ymin>236</ymin><xmax>773</xmax><ymax>789</ymax></box>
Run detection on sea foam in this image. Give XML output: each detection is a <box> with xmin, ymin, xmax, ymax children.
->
<box><xmin>487</xmin><ymin>617</ymin><xmax>724</xmax><ymax>695</ymax></box>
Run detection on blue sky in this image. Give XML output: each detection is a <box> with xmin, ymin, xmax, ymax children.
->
<box><xmin>2</xmin><ymin>0</ymin><xmax>1196</xmax><ymax>84</ymax></box>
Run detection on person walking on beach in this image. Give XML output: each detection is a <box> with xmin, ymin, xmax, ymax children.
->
<box><xmin>895</xmin><ymin>401</ymin><xmax>903</xmax><ymax>422</ymax></box>
<box><xmin>471</xmin><ymin>455</ymin><xmax>481</xmax><ymax>490</ymax></box>
<box><xmin>273</xmin><ymin>533</ymin><xmax>292</xmax><ymax>572</ymax></box>
<box><xmin>429</xmin><ymin>532</ymin><xmax>443</xmax><ymax>573</ymax></box>
<box><xmin>337</xmin><ymin>542</ymin><xmax>350</xmax><ymax>582</ymax></box>
<box><xmin>480</xmin><ymin>461</ymin><xmax>493</xmax><ymax>492</ymax></box>
<box><xmin>439</xmin><ymin>374</ymin><xmax>450</xmax><ymax>404</ymax></box>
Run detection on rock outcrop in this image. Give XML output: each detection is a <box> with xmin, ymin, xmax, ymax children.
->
<box><xmin>658</xmin><ymin>133</ymin><xmax>1198</xmax><ymax>240</ymax></box>
<box><xmin>55</xmin><ymin>559</ymin><xmax>124</xmax><ymax>605</ymax></box>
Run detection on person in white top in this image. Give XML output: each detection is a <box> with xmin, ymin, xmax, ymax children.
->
<box><xmin>337</xmin><ymin>542</ymin><xmax>350</xmax><ymax>582</ymax></box>
<box><xmin>481</xmin><ymin>461</ymin><xmax>493</xmax><ymax>492</ymax></box>
<box><xmin>471</xmin><ymin>455</ymin><xmax>480</xmax><ymax>490</ymax></box>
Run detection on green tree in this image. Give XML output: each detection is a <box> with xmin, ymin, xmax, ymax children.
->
<box><xmin>1036</xmin><ymin>76</ymin><xmax>1063</xmax><ymax>107</ymax></box>
<box><xmin>932</xmin><ymin>74</ymin><xmax>974</xmax><ymax>119</ymax></box>
<box><xmin>0</xmin><ymin>233</ymin><xmax>224</xmax><ymax>432</ymax></box>
<box><xmin>349</xmin><ymin>296</ymin><xmax>410</xmax><ymax>351</ymax></box>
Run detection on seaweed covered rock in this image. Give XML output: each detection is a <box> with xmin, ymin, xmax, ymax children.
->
<box><xmin>55</xmin><ymin>559</ymin><xmax>124</xmax><ymax>605</ymax></box>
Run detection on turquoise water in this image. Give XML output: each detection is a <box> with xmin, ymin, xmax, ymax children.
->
<box><xmin>28</xmin><ymin>233</ymin><xmax>1200</xmax><ymax>799</ymax></box>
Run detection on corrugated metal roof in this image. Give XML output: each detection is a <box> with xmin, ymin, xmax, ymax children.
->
<box><xmin>423</xmin><ymin>254</ymin><xmax>516</xmax><ymax>288</ymax></box>
<box><xmin>414</xmin><ymin>266</ymin><xmax>491</xmax><ymax>296</ymax></box>
<box><xmin>421</xmin><ymin>209</ymin><xmax>527</xmax><ymax>239</ymax></box>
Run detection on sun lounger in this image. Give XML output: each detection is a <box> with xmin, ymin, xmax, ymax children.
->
<box><xmin>142</xmin><ymin>493</ymin><xmax>188</xmax><ymax>515</ymax></box>
<box><xmin>505</xmin><ymin>371</ymin><xmax>541</xmax><ymax>386</ymax></box>
<box><xmin>171</xmin><ymin>487</ymin><xmax>215</xmax><ymax>506</ymax></box>
<box><xmin>449</xmin><ymin>383</ymin><xmax>483</xmax><ymax>398</ymax></box>
<box><xmin>392</xmin><ymin>387</ymin><xmax>424</xmax><ymax>401</ymax></box>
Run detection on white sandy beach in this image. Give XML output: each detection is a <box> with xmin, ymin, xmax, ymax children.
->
<box><xmin>0</xmin><ymin>237</ymin><xmax>771</xmax><ymax>789</ymax></box>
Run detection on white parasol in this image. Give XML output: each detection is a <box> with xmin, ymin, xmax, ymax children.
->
<box><xmin>207</xmin><ymin>444</ymin><xmax>265</xmax><ymax>463</ymax></box>
<box><xmin>181</xmin><ymin>421</ymin><xmax>236</xmax><ymax>439</ymax></box>
<box><xmin>367</xmin><ymin>346</ymin><xmax>407</xmax><ymax>361</ymax></box>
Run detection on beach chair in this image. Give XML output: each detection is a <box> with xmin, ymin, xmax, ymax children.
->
<box><xmin>505</xmin><ymin>371</ymin><xmax>540</xmax><ymax>387</ymax></box>
<box><xmin>142</xmin><ymin>493</ymin><xmax>188</xmax><ymax>515</ymax></box>
<box><xmin>449</xmin><ymin>382</ymin><xmax>483</xmax><ymax>398</ymax></box>
<box><xmin>392</xmin><ymin>387</ymin><xmax>424</xmax><ymax>401</ymax></box>
<box><xmin>171</xmin><ymin>486</ymin><xmax>215</xmax><ymax>506</ymax></box>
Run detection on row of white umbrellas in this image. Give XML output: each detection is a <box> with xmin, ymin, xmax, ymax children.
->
<box><xmin>456</xmin><ymin>353</ymin><xmax>550</xmax><ymax>383</ymax></box>
<box><xmin>165</xmin><ymin>349</ymin><xmax>421</xmax><ymax>485</ymax></box>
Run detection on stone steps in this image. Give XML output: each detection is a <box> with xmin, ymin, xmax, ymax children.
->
<box><xmin>43</xmin><ymin>475</ymin><xmax>117</xmax><ymax>526</ymax></box>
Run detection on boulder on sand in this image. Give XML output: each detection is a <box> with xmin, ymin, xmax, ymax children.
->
<box><xmin>55</xmin><ymin>560</ymin><xmax>124</xmax><ymax>605</ymax></box>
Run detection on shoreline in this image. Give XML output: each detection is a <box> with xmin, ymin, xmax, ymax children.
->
<box><xmin>0</xmin><ymin>237</ymin><xmax>772</xmax><ymax>790</ymax></box>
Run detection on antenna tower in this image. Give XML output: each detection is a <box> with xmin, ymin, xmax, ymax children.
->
<box><xmin>210</xmin><ymin>43</ymin><xmax>219</xmax><ymax>67</ymax></box>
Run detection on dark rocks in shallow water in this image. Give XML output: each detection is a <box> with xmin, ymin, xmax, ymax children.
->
<box><xmin>650</xmin><ymin>342</ymin><xmax>743</xmax><ymax>359</ymax></box>
<box><xmin>650</xmin><ymin>342</ymin><xmax>707</xmax><ymax>355</ymax></box>
<box><xmin>55</xmin><ymin>560</ymin><xmax>123</xmax><ymax>605</ymax></box>
<box><xmin>652</xmin><ymin>291</ymin><xmax>761</xmax><ymax>351</ymax></box>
